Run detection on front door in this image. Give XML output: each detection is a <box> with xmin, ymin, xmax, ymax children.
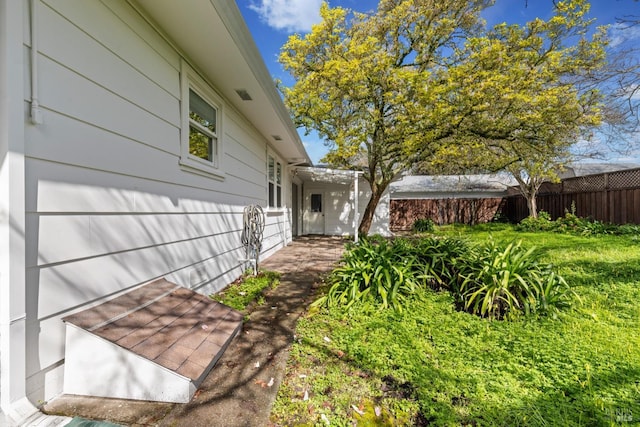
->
<box><xmin>307</xmin><ymin>192</ymin><xmax>324</xmax><ymax>234</ymax></box>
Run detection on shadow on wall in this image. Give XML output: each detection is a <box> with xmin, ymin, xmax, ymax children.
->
<box><xmin>23</xmin><ymin>169</ymin><xmax>280</xmax><ymax>403</ymax></box>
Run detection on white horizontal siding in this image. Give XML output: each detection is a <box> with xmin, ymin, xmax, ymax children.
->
<box><xmin>25</xmin><ymin>110</ymin><xmax>268</xmax><ymax>204</ymax></box>
<box><xmin>37</xmin><ymin>55</ymin><xmax>180</xmax><ymax>154</ymax></box>
<box><xmin>21</xmin><ymin>0</ymin><xmax>291</xmax><ymax>403</ymax></box>
<box><xmin>29</xmin><ymin>212</ymin><xmax>248</xmax><ymax>267</ymax></box>
<box><xmin>25</xmin><ymin>159</ymin><xmax>264</xmax><ymax>214</ymax></box>
<box><xmin>41</xmin><ymin>0</ymin><xmax>180</xmax><ymax>97</ymax></box>
<box><xmin>38</xmin><ymin>2</ymin><xmax>180</xmax><ymax>127</ymax></box>
<box><xmin>30</xmin><ymin>230</ymin><xmax>243</xmax><ymax>319</ymax></box>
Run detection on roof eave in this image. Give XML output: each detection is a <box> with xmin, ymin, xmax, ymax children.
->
<box><xmin>131</xmin><ymin>0</ymin><xmax>311</xmax><ymax>165</ymax></box>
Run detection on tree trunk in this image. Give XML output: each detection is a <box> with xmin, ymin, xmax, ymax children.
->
<box><xmin>526</xmin><ymin>191</ymin><xmax>538</xmax><ymax>218</ymax></box>
<box><xmin>358</xmin><ymin>186</ymin><xmax>384</xmax><ymax>236</ymax></box>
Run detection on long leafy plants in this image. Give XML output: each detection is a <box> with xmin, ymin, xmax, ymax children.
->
<box><xmin>313</xmin><ymin>238</ymin><xmax>419</xmax><ymax>311</ymax></box>
<box><xmin>458</xmin><ymin>239</ymin><xmax>574</xmax><ymax>319</ymax></box>
<box><xmin>316</xmin><ymin>235</ymin><xmax>575</xmax><ymax>320</ymax></box>
<box><xmin>273</xmin><ymin>227</ymin><xmax>640</xmax><ymax>426</ymax></box>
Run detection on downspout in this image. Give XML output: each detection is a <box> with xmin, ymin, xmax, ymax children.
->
<box><xmin>29</xmin><ymin>0</ymin><xmax>42</xmax><ymax>125</ymax></box>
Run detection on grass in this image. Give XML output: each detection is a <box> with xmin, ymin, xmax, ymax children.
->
<box><xmin>270</xmin><ymin>224</ymin><xmax>640</xmax><ymax>426</ymax></box>
<box><xmin>210</xmin><ymin>270</ymin><xmax>280</xmax><ymax>312</ymax></box>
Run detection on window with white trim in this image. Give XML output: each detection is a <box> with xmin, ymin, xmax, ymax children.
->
<box><xmin>180</xmin><ymin>62</ymin><xmax>224</xmax><ymax>179</ymax></box>
<box><xmin>268</xmin><ymin>155</ymin><xmax>282</xmax><ymax>208</ymax></box>
<box><xmin>189</xmin><ymin>89</ymin><xmax>217</xmax><ymax>163</ymax></box>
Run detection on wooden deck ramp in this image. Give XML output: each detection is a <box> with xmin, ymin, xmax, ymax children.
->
<box><xmin>62</xmin><ymin>278</ymin><xmax>243</xmax><ymax>403</ymax></box>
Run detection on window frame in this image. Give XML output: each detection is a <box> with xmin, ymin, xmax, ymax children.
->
<box><xmin>267</xmin><ymin>153</ymin><xmax>284</xmax><ymax>209</ymax></box>
<box><xmin>179</xmin><ymin>61</ymin><xmax>225</xmax><ymax>180</ymax></box>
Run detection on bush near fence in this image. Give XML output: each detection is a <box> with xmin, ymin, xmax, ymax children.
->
<box><xmin>503</xmin><ymin>168</ymin><xmax>640</xmax><ymax>224</ymax></box>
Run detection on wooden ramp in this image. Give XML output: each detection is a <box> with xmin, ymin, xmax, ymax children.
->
<box><xmin>62</xmin><ymin>278</ymin><xmax>243</xmax><ymax>403</ymax></box>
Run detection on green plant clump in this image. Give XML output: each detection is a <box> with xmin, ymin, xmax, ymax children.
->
<box><xmin>210</xmin><ymin>270</ymin><xmax>280</xmax><ymax>311</ymax></box>
<box><xmin>413</xmin><ymin>217</ymin><xmax>435</xmax><ymax>233</ymax></box>
<box><xmin>313</xmin><ymin>238</ymin><xmax>419</xmax><ymax>312</ymax></box>
<box><xmin>315</xmin><ymin>235</ymin><xmax>572</xmax><ymax>320</ymax></box>
<box><xmin>517</xmin><ymin>210</ymin><xmax>554</xmax><ymax>232</ymax></box>
<box><xmin>458</xmin><ymin>239</ymin><xmax>574</xmax><ymax>320</ymax></box>
<box><xmin>516</xmin><ymin>205</ymin><xmax>638</xmax><ymax>237</ymax></box>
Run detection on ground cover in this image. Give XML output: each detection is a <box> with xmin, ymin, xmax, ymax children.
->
<box><xmin>270</xmin><ymin>224</ymin><xmax>640</xmax><ymax>426</ymax></box>
<box><xmin>210</xmin><ymin>270</ymin><xmax>280</xmax><ymax>312</ymax></box>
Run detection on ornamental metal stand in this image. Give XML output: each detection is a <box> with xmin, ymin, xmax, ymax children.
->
<box><xmin>240</xmin><ymin>204</ymin><xmax>265</xmax><ymax>275</ymax></box>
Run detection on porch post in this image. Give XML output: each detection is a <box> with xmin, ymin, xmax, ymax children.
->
<box><xmin>353</xmin><ymin>171</ymin><xmax>359</xmax><ymax>243</ymax></box>
<box><xmin>0</xmin><ymin>0</ymin><xmax>38</xmax><ymax>423</ymax></box>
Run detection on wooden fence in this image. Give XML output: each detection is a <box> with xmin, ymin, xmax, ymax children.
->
<box><xmin>503</xmin><ymin>168</ymin><xmax>640</xmax><ymax>224</ymax></box>
<box><xmin>390</xmin><ymin>198</ymin><xmax>504</xmax><ymax>230</ymax></box>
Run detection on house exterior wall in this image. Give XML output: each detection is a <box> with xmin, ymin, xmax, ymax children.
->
<box><xmin>14</xmin><ymin>0</ymin><xmax>292</xmax><ymax>404</ymax></box>
<box><xmin>1</xmin><ymin>0</ymin><xmax>30</xmax><ymax>418</ymax></box>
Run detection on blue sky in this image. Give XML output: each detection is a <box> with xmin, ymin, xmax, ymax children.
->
<box><xmin>238</xmin><ymin>0</ymin><xmax>640</xmax><ymax>165</ymax></box>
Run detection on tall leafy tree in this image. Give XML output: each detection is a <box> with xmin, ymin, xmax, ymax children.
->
<box><xmin>426</xmin><ymin>0</ymin><xmax>608</xmax><ymax>217</ymax></box>
<box><xmin>279</xmin><ymin>0</ymin><xmax>491</xmax><ymax>234</ymax></box>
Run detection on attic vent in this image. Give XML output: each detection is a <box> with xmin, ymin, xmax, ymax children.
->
<box><xmin>272</xmin><ymin>135</ymin><xmax>283</xmax><ymax>141</ymax></box>
<box><xmin>235</xmin><ymin>89</ymin><xmax>252</xmax><ymax>101</ymax></box>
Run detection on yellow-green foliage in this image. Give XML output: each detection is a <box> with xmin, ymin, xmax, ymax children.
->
<box><xmin>431</xmin><ymin>0</ymin><xmax>608</xmax><ymax>217</ymax></box>
<box><xmin>279</xmin><ymin>0</ymin><xmax>492</xmax><ymax>233</ymax></box>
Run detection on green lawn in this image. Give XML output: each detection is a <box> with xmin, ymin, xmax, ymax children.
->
<box><xmin>271</xmin><ymin>225</ymin><xmax>640</xmax><ymax>426</ymax></box>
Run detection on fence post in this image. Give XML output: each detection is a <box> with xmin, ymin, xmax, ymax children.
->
<box><xmin>604</xmin><ymin>173</ymin><xmax>610</xmax><ymax>223</ymax></box>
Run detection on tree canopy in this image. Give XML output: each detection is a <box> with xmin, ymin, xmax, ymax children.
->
<box><xmin>280</xmin><ymin>0</ymin><xmax>491</xmax><ymax>234</ymax></box>
<box><xmin>280</xmin><ymin>0</ymin><xmax>613</xmax><ymax>227</ymax></box>
<box><xmin>427</xmin><ymin>0</ymin><xmax>608</xmax><ymax>217</ymax></box>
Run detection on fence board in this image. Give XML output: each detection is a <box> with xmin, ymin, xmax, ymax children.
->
<box><xmin>389</xmin><ymin>198</ymin><xmax>503</xmax><ymax>230</ymax></box>
<box><xmin>503</xmin><ymin>168</ymin><xmax>640</xmax><ymax>224</ymax></box>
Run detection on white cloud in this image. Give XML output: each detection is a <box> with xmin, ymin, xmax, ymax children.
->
<box><xmin>249</xmin><ymin>0</ymin><xmax>323</xmax><ymax>33</ymax></box>
<box><xmin>608</xmin><ymin>22</ymin><xmax>640</xmax><ymax>48</ymax></box>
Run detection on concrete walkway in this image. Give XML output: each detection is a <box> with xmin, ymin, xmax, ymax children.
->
<box><xmin>43</xmin><ymin>236</ymin><xmax>345</xmax><ymax>427</ymax></box>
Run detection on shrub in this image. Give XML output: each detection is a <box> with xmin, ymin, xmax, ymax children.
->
<box><xmin>516</xmin><ymin>204</ymin><xmax>639</xmax><ymax>236</ymax></box>
<box><xmin>457</xmin><ymin>239</ymin><xmax>572</xmax><ymax>320</ymax></box>
<box><xmin>617</xmin><ymin>224</ymin><xmax>640</xmax><ymax>235</ymax></box>
<box><xmin>314</xmin><ymin>238</ymin><xmax>419</xmax><ymax>312</ymax></box>
<box><xmin>412</xmin><ymin>218</ymin><xmax>435</xmax><ymax>233</ymax></box>
<box><xmin>516</xmin><ymin>211</ymin><xmax>553</xmax><ymax>232</ymax></box>
<box><xmin>409</xmin><ymin>236</ymin><xmax>471</xmax><ymax>293</ymax></box>
<box><xmin>316</xmin><ymin>235</ymin><xmax>573</xmax><ymax>320</ymax></box>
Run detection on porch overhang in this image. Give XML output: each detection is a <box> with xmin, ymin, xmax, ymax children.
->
<box><xmin>293</xmin><ymin>167</ymin><xmax>362</xmax><ymax>242</ymax></box>
<box><xmin>293</xmin><ymin>166</ymin><xmax>358</xmax><ymax>185</ymax></box>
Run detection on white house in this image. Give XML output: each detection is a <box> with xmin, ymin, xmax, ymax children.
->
<box><xmin>0</xmin><ymin>0</ymin><xmax>396</xmax><ymax>424</ymax></box>
<box><xmin>0</xmin><ymin>0</ymin><xmax>393</xmax><ymax>423</ymax></box>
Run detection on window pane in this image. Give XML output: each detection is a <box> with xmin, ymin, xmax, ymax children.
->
<box><xmin>311</xmin><ymin>194</ymin><xmax>322</xmax><ymax>212</ymax></box>
<box><xmin>277</xmin><ymin>186</ymin><xmax>282</xmax><ymax>207</ymax></box>
<box><xmin>276</xmin><ymin>162</ymin><xmax>282</xmax><ymax>185</ymax></box>
<box><xmin>189</xmin><ymin>89</ymin><xmax>216</xmax><ymax>133</ymax></box>
<box><xmin>268</xmin><ymin>182</ymin><xmax>275</xmax><ymax>207</ymax></box>
<box><xmin>189</xmin><ymin>126</ymin><xmax>212</xmax><ymax>161</ymax></box>
<box><xmin>268</xmin><ymin>156</ymin><xmax>275</xmax><ymax>182</ymax></box>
